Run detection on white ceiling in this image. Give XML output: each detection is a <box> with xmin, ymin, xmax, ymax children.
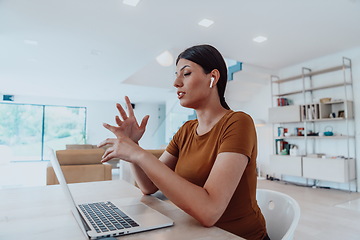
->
<box><xmin>1</xmin><ymin>0</ymin><xmax>360</xmax><ymax>104</ymax></box>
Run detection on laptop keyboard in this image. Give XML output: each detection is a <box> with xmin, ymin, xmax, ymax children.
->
<box><xmin>78</xmin><ymin>201</ymin><xmax>139</xmax><ymax>233</ymax></box>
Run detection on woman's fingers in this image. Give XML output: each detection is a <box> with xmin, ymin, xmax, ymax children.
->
<box><xmin>139</xmin><ymin>115</ymin><xmax>150</xmax><ymax>130</ymax></box>
<box><xmin>116</xmin><ymin>102</ymin><xmax>128</xmax><ymax>121</ymax></box>
<box><xmin>98</xmin><ymin>139</ymin><xmax>117</xmax><ymax>163</ymax></box>
<box><xmin>115</xmin><ymin>115</ymin><xmax>122</xmax><ymax>126</ymax></box>
<box><xmin>125</xmin><ymin>96</ymin><xmax>135</xmax><ymax>118</ymax></box>
<box><xmin>97</xmin><ymin>137</ymin><xmax>115</xmax><ymax>148</ymax></box>
<box><xmin>102</xmin><ymin>147</ymin><xmax>111</xmax><ymax>159</ymax></box>
<box><xmin>101</xmin><ymin>151</ymin><xmax>115</xmax><ymax>163</ymax></box>
<box><xmin>102</xmin><ymin>123</ymin><xmax>121</xmax><ymax>135</ymax></box>
<box><xmin>101</xmin><ymin>146</ymin><xmax>114</xmax><ymax>162</ymax></box>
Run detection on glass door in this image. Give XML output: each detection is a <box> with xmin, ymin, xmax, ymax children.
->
<box><xmin>0</xmin><ymin>103</ymin><xmax>86</xmax><ymax>162</ymax></box>
<box><xmin>0</xmin><ymin>103</ymin><xmax>43</xmax><ymax>162</ymax></box>
<box><xmin>43</xmin><ymin>106</ymin><xmax>86</xmax><ymax>160</ymax></box>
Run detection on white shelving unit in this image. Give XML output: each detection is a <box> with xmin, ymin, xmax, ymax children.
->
<box><xmin>268</xmin><ymin>57</ymin><xmax>357</xmax><ymax>191</ymax></box>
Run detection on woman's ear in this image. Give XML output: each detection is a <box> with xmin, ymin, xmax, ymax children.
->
<box><xmin>210</xmin><ymin>69</ymin><xmax>220</xmax><ymax>87</ymax></box>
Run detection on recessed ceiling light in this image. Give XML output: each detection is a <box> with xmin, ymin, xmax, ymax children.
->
<box><xmin>156</xmin><ymin>50</ymin><xmax>173</xmax><ymax>67</ymax></box>
<box><xmin>198</xmin><ymin>18</ymin><xmax>214</xmax><ymax>28</ymax></box>
<box><xmin>91</xmin><ymin>49</ymin><xmax>101</xmax><ymax>56</ymax></box>
<box><xmin>24</xmin><ymin>39</ymin><xmax>38</xmax><ymax>46</ymax></box>
<box><xmin>28</xmin><ymin>58</ymin><xmax>38</xmax><ymax>63</ymax></box>
<box><xmin>123</xmin><ymin>0</ymin><xmax>140</xmax><ymax>7</ymax></box>
<box><xmin>253</xmin><ymin>36</ymin><xmax>268</xmax><ymax>43</ymax></box>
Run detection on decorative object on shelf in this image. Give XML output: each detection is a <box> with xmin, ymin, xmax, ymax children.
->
<box><xmin>289</xmin><ymin>145</ymin><xmax>298</xmax><ymax>156</ymax></box>
<box><xmin>338</xmin><ymin>110</ymin><xmax>345</xmax><ymax>118</ymax></box>
<box><xmin>280</xmin><ymin>149</ymin><xmax>288</xmax><ymax>155</ymax></box>
<box><xmin>277</xmin><ymin>127</ymin><xmax>288</xmax><ymax>137</ymax></box>
<box><xmin>296</xmin><ymin>127</ymin><xmax>304</xmax><ymax>136</ymax></box>
<box><xmin>307</xmin><ymin>131</ymin><xmax>319</xmax><ymax>136</ymax></box>
<box><xmin>320</xmin><ymin>97</ymin><xmax>331</xmax><ymax>103</ymax></box>
<box><xmin>324</xmin><ymin>126</ymin><xmax>334</xmax><ymax>136</ymax></box>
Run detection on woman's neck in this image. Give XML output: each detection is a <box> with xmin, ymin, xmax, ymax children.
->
<box><xmin>195</xmin><ymin>105</ymin><xmax>229</xmax><ymax>136</ymax></box>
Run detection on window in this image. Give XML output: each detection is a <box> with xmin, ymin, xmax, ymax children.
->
<box><xmin>0</xmin><ymin>103</ymin><xmax>86</xmax><ymax>162</ymax></box>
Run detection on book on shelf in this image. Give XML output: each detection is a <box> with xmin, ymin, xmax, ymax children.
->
<box><xmin>302</xmin><ymin>104</ymin><xmax>320</xmax><ymax>120</ymax></box>
<box><xmin>277</xmin><ymin>97</ymin><xmax>291</xmax><ymax>106</ymax></box>
<box><xmin>275</xmin><ymin>139</ymin><xmax>289</xmax><ymax>155</ymax></box>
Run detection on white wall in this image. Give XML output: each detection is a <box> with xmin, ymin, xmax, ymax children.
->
<box><xmin>164</xmin><ymin>98</ymin><xmax>195</xmax><ymax>144</ymax></box>
<box><xmin>226</xmin><ymin>64</ymin><xmax>274</xmax><ymax>180</ymax></box>
<box><xmin>134</xmin><ymin>102</ymin><xmax>166</xmax><ymax>149</ymax></box>
<box><xmin>227</xmin><ymin>84</ymin><xmax>273</xmax><ymax>178</ymax></box>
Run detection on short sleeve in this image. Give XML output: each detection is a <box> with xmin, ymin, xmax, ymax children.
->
<box><xmin>166</xmin><ymin>131</ymin><xmax>180</xmax><ymax>157</ymax></box>
<box><xmin>218</xmin><ymin>112</ymin><xmax>256</xmax><ymax>159</ymax></box>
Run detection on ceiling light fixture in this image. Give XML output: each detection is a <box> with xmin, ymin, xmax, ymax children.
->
<box><xmin>24</xmin><ymin>39</ymin><xmax>38</xmax><ymax>46</ymax></box>
<box><xmin>90</xmin><ymin>49</ymin><xmax>101</xmax><ymax>56</ymax></box>
<box><xmin>198</xmin><ymin>18</ymin><xmax>214</xmax><ymax>27</ymax></box>
<box><xmin>253</xmin><ymin>36</ymin><xmax>268</xmax><ymax>43</ymax></box>
<box><xmin>156</xmin><ymin>50</ymin><xmax>173</xmax><ymax>67</ymax></box>
<box><xmin>123</xmin><ymin>0</ymin><xmax>140</xmax><ymax>7</ymax></box>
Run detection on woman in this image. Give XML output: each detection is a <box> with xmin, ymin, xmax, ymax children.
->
<box><xmin>98</xmin><ymin>44</ymin><xmax>269</xmax><ymax>240</ymax></box>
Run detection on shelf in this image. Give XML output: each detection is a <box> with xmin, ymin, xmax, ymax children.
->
<box><xmin>270</xmin><ymin>155</ymin><xmax>302</xmax><ymax>177</ymax></box>
<box><xmin>306</xmin><ymin>82</ymin><xmax>352</xmax><ymax>92</ymax></box>
<box><xmin>300</xmin><ymin>100</ymin><xmax>353</xmax><ymax>121</ymax></box>
<box><xmin>303</xmin><ymin>157</ymin><xmax>355</xmax><ymax>182</ymax></box>
<box><xmin>269</xmin><ymin>102</ymin><xmax>353</xmax><ymax>123</ymax></box>
<box><xmin>269</xmin><ymin>57</ymin><xmax>356</xmax><ymax>186</ymax></box>
<box><xmin>272</xmin><ymin>64</ymin><xmax>350</xmax><ymax>83</ymax></box>
<box><xmin>273</xmin><ymin>90</ymin><xmax>303</xmax><ymax>97</ymax></box>
<box><xmin>273</xmin><ymin>82</ymin><xmax>352</xmax><ymax>97</ymax></box>
<box><xmin>311</xmin><ymin>135</ymin><xmax>354</xmax><ymax>139</ymax></box>
<box><xmin>304</xmin><ymin>117</ymin><xmax>346</xmax><ymax>122</ymax></box>
<box><xmin>268</xmin><ymin>105</ymin><xmax>301</xmax><ymax>123</ymax></box>
<box><xmin>323</xmin><ymin>100</ymin><xmax>347</xmax><ymax>105</ymax></box>
<box><xmin>275</xmin><ymin>135</ymin><xmax>354</xmax><ymax>140</ymax></box>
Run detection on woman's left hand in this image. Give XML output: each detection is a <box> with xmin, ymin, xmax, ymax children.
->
<box><xmin>98</xmin><ymin>135</ymin><xmax>143</xmax><ymax>163</ymax></box>
<box><xmin>111</xmin><ymin>96</ymin><xmax>149</xmax><ymax>143</ymax></box>
<box><xmin>98</xmin><ymin>120</ymin><xmax>146</xmax><ymax>163</ymax></box>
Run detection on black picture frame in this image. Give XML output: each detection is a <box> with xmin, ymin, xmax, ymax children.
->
<box><xmin>338</xmin><ymin>110</ymin><xmax>345</xmax><ymax>118</ymax></box>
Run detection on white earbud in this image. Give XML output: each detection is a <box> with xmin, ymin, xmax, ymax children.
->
<box><xmin>210</xmin><ymin>77</ymin><xmax>215</xmax><ymax>88</ymax></box>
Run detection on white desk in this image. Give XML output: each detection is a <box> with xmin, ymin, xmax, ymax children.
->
<box><xmin>0</xmin><ymin>180</ymin><xmax>243</xmax><ymax>240</ymax></box>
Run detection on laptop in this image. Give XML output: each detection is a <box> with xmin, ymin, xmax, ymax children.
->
<box><xmin>49</xmin><ymin>149</ymin><xmax>173</xmax><ymax>239</ymax></box>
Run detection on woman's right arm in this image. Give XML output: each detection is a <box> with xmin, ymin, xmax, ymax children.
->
<box><xmin>130</xmin><ymin>151</ymin><xmax>178</xmax><ymax>195</ymax></box>
<box><xmin>99</xmin><ymin>96</ymin><xmax>178</xmax><ymax>194</ymax></box>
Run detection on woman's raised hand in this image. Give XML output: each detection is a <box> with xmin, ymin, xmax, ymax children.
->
<box><xmin>105</xmin><ymin>96</ymin><xmax>149</xmax><ymax>143</ymax></box>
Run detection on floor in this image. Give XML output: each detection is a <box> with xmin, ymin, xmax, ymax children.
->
<box><xmin>1</xmin><ymin>162</ymin><xmax>360</xmax><ymax>239</ymax></box>
<box><xmin>257</xmin><ymin>179</ymin><xmax>360</xmax><ymax>240</ymax></box>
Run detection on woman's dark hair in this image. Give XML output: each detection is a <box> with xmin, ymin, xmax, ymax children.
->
<box><xmin>176</xmin><ymin>44</ymin><xmax>230</xmax><ymax>110</ymax></box>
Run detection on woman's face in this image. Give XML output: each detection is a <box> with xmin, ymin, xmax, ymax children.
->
<box><xmin>174</xmin><ymin>58</ymin><xmax>211</xmax><ymax>109</ymax></box>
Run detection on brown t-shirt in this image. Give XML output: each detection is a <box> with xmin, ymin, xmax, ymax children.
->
<box><xmin>166</xmin><ymin>110</ymin><xmax>267</xmax><ymax>240</ymax></box>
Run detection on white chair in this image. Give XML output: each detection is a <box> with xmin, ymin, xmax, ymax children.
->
<box><xmin>256</xmin><ymin>189</ymin><xmax>300</xmax><ymax>240</ymax></box>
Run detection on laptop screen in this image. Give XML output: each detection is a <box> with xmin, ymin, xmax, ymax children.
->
<box><xmin>48</xmin><ymin>148</ymin><xmax>90</xmax><ymax>239</ymax></box>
